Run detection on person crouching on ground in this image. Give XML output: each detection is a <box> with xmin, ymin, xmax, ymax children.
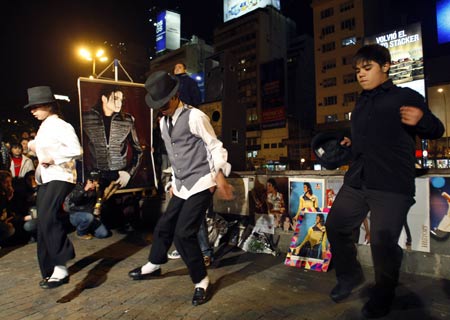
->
<box><xmin>65</xmin><ymin>170</ymin><xmax>110</xmax><ymax>240</ymax></box>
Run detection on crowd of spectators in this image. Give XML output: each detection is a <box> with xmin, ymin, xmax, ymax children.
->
<box><xmin>0</xmin><ymin>125</ymin><xmax>144</xmax><ymax>249</ymax></box>
<box><xmin>0</xmin><ymin>127</ymin><xmax>40</xmax><ymax>247</ymax></box>
<box><xmin>1</xmin><ymin>127</ymin><xmax>106</xmax><ymax>247</ymax></box>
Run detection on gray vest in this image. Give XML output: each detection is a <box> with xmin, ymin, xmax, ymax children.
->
<box><xmin>162</xmin><ymin>108</ymin><xmax>210</xmax><ymax>191</ymax></box>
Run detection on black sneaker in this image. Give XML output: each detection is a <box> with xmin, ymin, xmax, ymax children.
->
<box><xmin>330</xmin><ymin>272</ymin><xmax>365</xmax><ymax>302</ymax></box>
<box><xmin>361</xmin><ymin>297</ymin><xmax>392</xmax><ymax>318</ymax></box>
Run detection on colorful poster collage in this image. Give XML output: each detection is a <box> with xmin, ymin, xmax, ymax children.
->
<box><xmin>285</xmin><ymin>178</ymin><xmax>331</xmax><ymax>272</ymax></box>
<box><xmin>429</xmin><ymin>176</ymin><xmax>450</xmax><ymax>241</ymax></box>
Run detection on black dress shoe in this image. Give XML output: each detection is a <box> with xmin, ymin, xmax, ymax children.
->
<box><xmin>128</xmin><ymin>267</ymin><xmax>161</xmax><ymax>280</ymax></box>
<box><xmin>330</xmin><ymin>273</ymin><xmax>365</xmax><ymax>302</ymax></box>
<box><xmin>192</xmin><ymin>285</ymin><xmax>211</xmax><ymax>306</ymax></box>
<box><xmin>39</xmin><ymin>277</ymin><xmax>49</xmax><ymax>288</ymax></box>
<box><xmin>361</xmin><ymin>298</ymin><xmax>391</xmax><ymax>318</ymax></box>
<box><xmin>40</xmin><ymin>276</ymin><xmax>69</xmax><ymax>289</ymax></box>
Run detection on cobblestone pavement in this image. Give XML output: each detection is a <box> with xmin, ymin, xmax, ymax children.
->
<box><xmin>0</xmin><ymin>230</ymin><xmax>449</xmax><ymax>320</ymax></box>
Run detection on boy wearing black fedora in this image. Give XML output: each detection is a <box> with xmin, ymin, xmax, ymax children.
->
<box><xmin>128</xmin><ymin>71</ymin><xmax>234</xmax><ymax>306</ymax></box>
<box><xmin>24</xmin><ymin>85</ymin><xmax>82</xmax><ymax>289</ymax></box>
<box><xmin>324</xmin><ymin>44</ymin><xmax>444</xmax><ymax>318</ymax></box>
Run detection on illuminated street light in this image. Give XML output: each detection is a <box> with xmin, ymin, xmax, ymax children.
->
<box><xmin>79</xmin><ymin>47</ymin><xmax>108</xmax><ymax>77</ymax></box>
<box><xmin>438</xmin><ymin>88</ymin><xmax>448</xmax><ymax>167</ymax></box>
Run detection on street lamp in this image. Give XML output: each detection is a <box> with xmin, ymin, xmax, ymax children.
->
<box><xmin>79</xmin><ymin>48</ymin><xmax>108</xmax><ymax>77</ymax></box>
<box><xmin>300</xmin><ymin>158</ymin><xmax>305</xmax><ymax>170</ymax></box>
<box><xmin>438</xmin><ymin>88</ymin><xmax>448</xmax><ymax>167</ymax></box>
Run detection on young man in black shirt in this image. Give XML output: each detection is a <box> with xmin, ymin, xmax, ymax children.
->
<box><xmin>325</xmin><ymin>44</ymin><xmax>444</xmax><ymax>318</ymax></box>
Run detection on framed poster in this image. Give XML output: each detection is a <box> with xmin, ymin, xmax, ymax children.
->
<box><xmin>284</xmin><ymin>212</ymin><xmax>331</xmax><ymax>272</ymax></box>
<box><xmin>77</xmin><ymin>77</ymin><xmax>154</xmax><ymax>190</ymax></box>
<box><xmin>288</xmin><ymin>178</ymin><xmax>325</xmax><ymax>222</ymax></box>
<box><xmin>429</xmin><ymin>176</ymin><xmax>450</xmax><ymax>241</ymax></box>
<box><xmin>213</xmin><ymin>177</ymin><xmax>250</xmax><ymax>215</ymax></box>
<box><xmin>325</xmin><ymin>177</ymin><xmax>344</xmax><ymax>209</ymax></box>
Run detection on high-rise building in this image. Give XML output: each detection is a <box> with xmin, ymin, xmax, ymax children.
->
<box><xmin>212</xmin><ymin>6</ymin><xmax>297</xmax><ymax>169</ymax></box>
<box><xmin>311</xmin><ymin>0</ymin><xmax>370</xmax><ymax>129</ymax></box>
<box><xmin>285</xmin><ymin>34</ymin><xmax>316</xmax><ymax>169</ymax></box>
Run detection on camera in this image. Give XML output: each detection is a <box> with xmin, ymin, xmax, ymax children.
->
<box><xmin>88</xmin><ymin>170</ymin><xmax>101</xmax><ymax>182</ymax></box>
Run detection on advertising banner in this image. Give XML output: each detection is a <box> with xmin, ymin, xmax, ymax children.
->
<box><xmin>223</xmin><ymin>0</ymin><xmax>281</xmax><ymax>22</ymax></box>
<box><xmin>437</xmin><ymin>0</ymin><xmax>450</xmax><ymax>45</ymax></box>
<box><xmin>156</xmin><ymin>10</ymin><xmax>180</xmax><ymax>53</ymax></box>
<box><xmin>364</xmin><ymin>23</ymin><xmax>425</xmax><ymax>97</ymax></box>
<box><xmin>260</xmin><ymin>58</ymin><xmax>286</xmax><ymax>129</ymax></box>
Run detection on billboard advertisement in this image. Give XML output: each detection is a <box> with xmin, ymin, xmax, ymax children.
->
<box><xmin>223</xmin><ymin>0</ymin><xmax>280</xmax><ymax>23</ymax></box>
<box><xmin>260</xmin><ymin>58</ymin><xmax>286</xmax><ymax>129</ymax></box>
<box><xmin>155</xmin><ymin>10</ymin><xmax>180</xmax><ymax>53</ymax></box>
<box><xmin>364</xmin><ymin>23</ymin><xmax>425</xmax><ymax>97</ymax></box>
<box><xmin>437</xmin><ymin>0</ymin><xmax>450</xmax><ymax>45</ymax></box>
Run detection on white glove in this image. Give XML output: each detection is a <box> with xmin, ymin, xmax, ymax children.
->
<box><xmin>116</xmin><ymin>171</ymin><xmax>131</xmax><ymax>188</ymax></box>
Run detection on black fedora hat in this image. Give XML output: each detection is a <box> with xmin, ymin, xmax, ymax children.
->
<box><xmin>311</xmin><ymin>131</ymin><xmax>352</xmax><ymax>169</ymax></box>
<box><xmin>24</xmin><ymin>86</ymin><xmax>57</xmax><ymax>109</ymax></box>
<box><xmin>144</xmin><ymin>71</ymin><xmax>179</xmax><ymax>109</ymax></box>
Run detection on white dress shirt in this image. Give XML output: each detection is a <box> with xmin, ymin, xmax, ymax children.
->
<box><xmin>29</xmin><ymin>115</ymin><xmax>82</xmax><ymax>184</ymax></box>
<box><xmin>160</xmin><ymin>105</ymin><xmax>231</xmax><ymax>200</ymax></box>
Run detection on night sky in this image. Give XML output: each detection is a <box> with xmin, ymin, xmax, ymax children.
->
<box><xmin>1</xmin><ymin>0</ymin><xmax>313</xmax><ymax>122</ymax></box>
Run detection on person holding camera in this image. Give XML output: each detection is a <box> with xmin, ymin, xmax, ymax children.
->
<box><xmin>64</xmin><ymin>171</ymin><xmax>110</xmax><ymax>240</ymax></box>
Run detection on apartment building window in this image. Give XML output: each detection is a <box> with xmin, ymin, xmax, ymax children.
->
<box><xmin>343</xmin><ymin>91</ymin><xmax>359</xmax><ymax>104</ymax></box>
<box><xmin>340</xmin><ymin>1</ymin><xmax>354</xmax><ymax>12</ymax></box>
<box><xmin>247</xmin><ymin>151</ymin><xmax>258</xmax><ymax>158</ymax></box>
<box><xmin>231</xmin><ymin>129</ymin><xmax>239</xmax><ymax>143</ymax></box>
<box><xmin>322</xmin><ymin>77</ymin><xmax>337</xmax><ymax>88</ymax></box>
<box><xmin>323</xmin><ymin>96</ymin><xmax>337</xmax><ymax>106</ymax></box>
<box><xmin>325</xmin><ymin>114</ymin><xmax>338</xmax><ymax>122</ymax></box>
<box><xmin>343</xmin><ymin>73</ymin><xmax>357</xmax><ymax>84</ymax></box>
<box><xmin>278</xmin><ymin>142</ymin><xmax>284</xmax><ymax>148</ymax></box>
<box><xmin>341</xmin><ymin>18</ymin><xmax>355</xmax><ymax>31</ymax></box>
<box><xmin>342</xmin><ymin>54</ymin><xmax>353</xmax><ymax>65</ymax></box>
<box><xmin>322</xmin><ymin>59</ymin><xmax>336</xmax><ymax>72</ymax></box>
<box><xmin>320</xmin><ymin>7</ymin><xmax>334</xmax><ymax>19</ymax></box>
<box><xmin>264</xmin><ymin>143</ymin><xmax>270</xmax><ymax>149</ymax></box>
<box><xmin>341</xmin><ymin>36</ymin><xmax>356</xmax><ymax>47</ymax></box>
<box><xmin>321</xmin><ymin>25</ymin><xmax>335</xmax><ymax>37</ymax></box>
<box><xmin>322</xmin><ymin>42</ymin><xmax>336</xmax><ymax>53</ymax></box>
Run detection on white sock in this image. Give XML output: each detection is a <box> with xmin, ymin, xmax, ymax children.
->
<box><xmin>195</xmin><ymin>276</ymin><xmax>210</xmax><ymax>290</ymax></box>
<box><xmin>141</xmin><ymin>262</ymin><xmax>160</xmax><ymax>274</ymax></box>
<box><xmin>49</xmin><ymin>265</ymin><xmax>68</xmax><ymax>281</ymax></box>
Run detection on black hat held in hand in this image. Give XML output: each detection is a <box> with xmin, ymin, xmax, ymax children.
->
<box><xmin>311</xmin><ymin>131</ymin><xmax>352</xmax><ymax>169</ymax></box>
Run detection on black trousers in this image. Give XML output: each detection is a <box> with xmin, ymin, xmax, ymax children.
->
<box><xmin>36</xmin><ymin>181</ymin><xmax>75</xmax><ymax>278</ymax></box>
<box><xmin>325</xmin><ymin>184</ymin><xmax>414</xmax><ymax>295</ymax></box>
<box><xmin>149</xmin><ymin>189</ymin><xmax>212</xmax><ymax>284</ymax></box>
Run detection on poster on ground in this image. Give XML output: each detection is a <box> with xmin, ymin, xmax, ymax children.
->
<box><xmin>284</xmin><ymin>212</ymin><xmax>331</xmax><ymax>272</ymax></box>
<box><xmin>285</xmin><ymin>178</ymin><xmax>330</xmax><ymax>271</ymax></box>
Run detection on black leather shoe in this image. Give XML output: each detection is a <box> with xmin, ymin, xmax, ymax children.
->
<box><xmin>330</xmin><ymin>273</ymin><xmax>365</xmax><ymax>302</ymax></box>
<box><xmin>192</xmin><ymin>285</ymin><xmax>211</xmax><ymax>306</ymax></box>
<box><xmin>39</xmin><ymin>277</ymin><xmax>49</xmax><ymax>288</ymax></box>
<box><xmin>128</xmin><ymin>267</ymin><xmax>161</xmax><ymax>280</ymax></box>
<box><xmin>40</xmin><ymin>276</ymin><xmax>69</xmax><ymax>289</ymax></box>
<box><xmin>361</xmin><ymin>298</ymin><xmax>391</xmax><ymax>318</ymax></box>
